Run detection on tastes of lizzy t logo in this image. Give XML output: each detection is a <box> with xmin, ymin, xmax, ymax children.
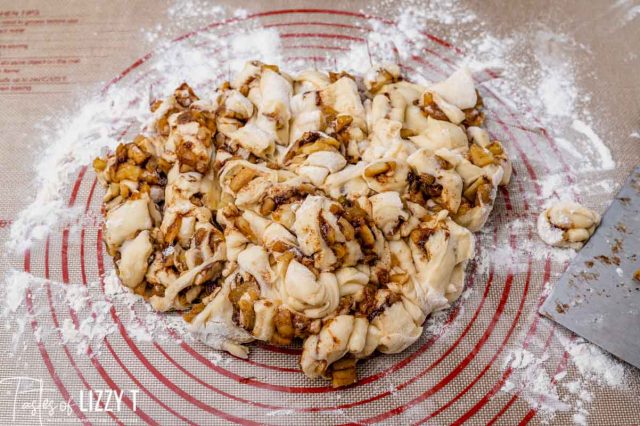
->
<box><xmin>0</xmin><ymin>376</ymin><xmax>139</xmax><ymax>424</ymax></box>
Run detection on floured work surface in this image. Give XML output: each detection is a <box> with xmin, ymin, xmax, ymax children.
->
<box><xmin>0</xmin><ymin>0</ymin><xmax>639</xmax><ymax>425</ymax></box>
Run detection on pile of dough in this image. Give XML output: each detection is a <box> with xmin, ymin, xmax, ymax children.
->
<box><xmin>95</xmin><ymin>61</ymin><xmax>510</xmax><ymax>387</ymax></box>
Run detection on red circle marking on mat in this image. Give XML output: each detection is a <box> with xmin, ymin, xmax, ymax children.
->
<box><xmin>116</xmin><ymin>15</ymin><xmax>528</xmax><ymax>400</ymax></box>
<box><xmin>442</xmin><ymin>83</ymin><xmax>576</xmax><ymax>422</ymax></box>
<box><xmin>436</xmin><ymin>255</ymin><xmax>554</xmax><ymax>425</ymax></box>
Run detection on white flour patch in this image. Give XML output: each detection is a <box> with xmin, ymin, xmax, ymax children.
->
<box><xmin>66</xmin><ymin>301</ymin><xmax>116</xmax><ymax>356</ymax></box>
<box><xmin>475</xmin><ymin>217</ymin><xmax>576</xmax><ymax>276</ymax></box>
<box><xmin>622</xmin><ymin>4</ymin><xmax>640</xmax><ymax>24</ymax></box>
<box><xmin>501</xmin><ymin>348</ymin><xmax>570</xmax><ymax>421</ymax></box>
<box><xmin>144</xmin><ymin>2</ymin><xmax>233</xmax><ymax>43</ymax></box>
<box><xmin>167</xmin><ymin>0</ymin><xmax>225</xmax><ymax>20</ymax></box>
<box><xmin>1</xmin><ymin>271</ymin><xmax>38</xmax><ymax>351</ymax></box>
<box><xmin>229</xmin><ymin>28</ymin><xmax>284</xmax><ymax>71</ymax></box>
<box><xmin>558</xmin><ymin>335</ymin><xmax>627</xmax><ymax>388</ymax></box>
<box><xmin>121</xmin><ymin>317</ymin><xmax>154</xmax><ymax>342</ymax></box>
<box><xmin>571</xmin><ymin>119</ymin><xmax>615</xmax><ymax>171</ymax></box>
<box><xmin>65</xmin><ymin>284</ymin><xmax>89</xmax><ymax>312</ymax></box>
<box><xmin>501</xmin><ymin>331</ymin><xmax>629</xmax><ymax>424</ymax></box>
<box><xmin>563</xmin><ymin>379</ymin><xmax>593</xmax><ymax>426</ymax></box>
<box><xmin>554</xmin><ymin>137</ymin><xmax>584</xmax><ymax>162</ymax></box>
<box><xmin>265</xmin><ymin>409</ymin><xmax>295</xmax><ymax>417</ymax></box>
<box><xmin>206</xmin><ymin>350</ymin><xmax>232</xmax><ymax>366</ymax></box>
<box><xmin>1</xmin><ymin>270</ymin><xmax>34</xmax><ymax>316</ymax></box>
<box><xmin>571</xmin><ymin>119</ymin><xmax>616</xmax><ymax>170</ymax></box>
<box><xmin>103</xmin><ymin>269</ymin><xmax>127</xmax><ymax>298</ymax></box>
<box><xmin>536</xmin><ymin>173</ymin><xmax>566</xmax><ymax>200</ymax></box>
<box><xmin>424</xmin><ymin>308</ymin><xmax>458</xmax><ymax>337</ymax></box>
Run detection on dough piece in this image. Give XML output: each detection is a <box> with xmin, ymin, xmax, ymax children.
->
<box><xmin>189</xmin><ymin>274</ymin><xmax>255</xmax><ymax>358</ymax></box>
<box><xmin>104</xmin><ymin>196</ymin><xmax>153</xmax><ymax>249</ymax></box>
<box><xmin>293</xmin><ymin>195</ymin><xmax>345</xmax><ymax>271</ymax></box>
<box><xmin>280</xmin><ymin>259</ymin><xmax>339</xmax><ymax>319</ymax></box>
<box><xmin>409</xmin><ymin>210</ymin><xmax>475</xmax><ymax>312</ymax></box>
<box><xmin>409</xmin><ymin>116</ymin><xmax>468</xmax><ymax>151</ymax></box>
<box><xmin>371</xmin><ymin>301</ymin><xmax>423</xmax><ymax>353</ymax></box>
<box><xmin>323</xmin><ymin>163</ymin><xmax>370</xmax><ymax>200</ymax></box>
<box><xmin>429</xmin><ymin>66</ymin><xmax>477</xmax><ymax>109</ymax></box>
<box><xmin>537</xmin><ymin>201</ymin><xmax>600</xmax><ymax>249</ymax></box>
<box><xmin>320</xmin><ymin>77</ymin><xmax>367</xmax><ymax>130</ymax></box>
<box><xmin>364</xmin><ymin>63</ymin><xmax>401</xmax><ymax>93</ymax></box>
<box><xmin>117</xmin><ymin>230</ymin><xmax>153</xmax><ymax>288</ymax></box>
<box><xmin>300</xmin><ymin>315</ymin><xmax>354</xmax><ymax>378</ymax></box>
<box><xmin>363</xmin><ymin>158</ymin><xmax>409</xmax><ymax>193</ymax></box>
<box><xmin>369</xmin><ymin>191</ymin><xmax>409</xmax><ymax>239</ymax></box>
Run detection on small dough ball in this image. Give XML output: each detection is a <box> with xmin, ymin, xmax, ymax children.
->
<box><xmin>537</xmin><ymin>201</ymin><xmax>600</xmax><ymax>249</ymax></box>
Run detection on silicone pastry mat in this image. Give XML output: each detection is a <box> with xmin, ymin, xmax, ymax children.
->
<box><xmin>0</xmin><ymin>1</ymin><xmax>639</xmax><ymax>425</ymax></box>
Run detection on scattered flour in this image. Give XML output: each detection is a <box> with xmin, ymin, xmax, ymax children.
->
<box><xmin>230</xmin><ymin>28</ymin><xmax>284</xmax><ymax>71</ymax></box>
<box><xmin>424</xmin><ymin>308</ymin><xmax>456</xmax><ymax>337</ymax></box>
<box><xmin>2</xmin><ymin>270</ymin><xmax>34</xmax><ymax>315</ymax></box>
<box><xmin>79</xmin><ymin>301</ymin><xmax>114</xmax><ymax>353</ymax></box>
<box><xmin>265</xmin><ymin>409</ymin><xmax>295</xmax><ymax>417</ymax></box>
<box><xmin>1</xmin><ymin>270</ymin><xmax>42</xmax><ymax>351</ymax></box>
<box><xmin>502</xmin><ymin>348</ymin><xmax>570</xmax><ymax>419</ymax></box>
<box><xmin>65</xmin><ymin>284</ymin><xmax>89</xmax><ymax>312</ymax></box>
<box><xmin>558</xmin><ymin>336</ymin><xmax>627</xmax><ymax>388</ymax></box>
<box><xmin>571</xmin><ymin>119</ymin><xmax>616</xmax><ymax>171</ymax></box>
<box><xmin>622</xmin><ymin>4</ymin><xmax>640</xmax><ymax>25</ymax></box>
<box><xmin>501</xmin><ymin>332</ymin><xmax>628</xmax><ymax>424</ymax></box>
<box><xmin>167</xmin><ymin>0</ymin><xmax>225</xmax><ymax>20</ymax></box>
